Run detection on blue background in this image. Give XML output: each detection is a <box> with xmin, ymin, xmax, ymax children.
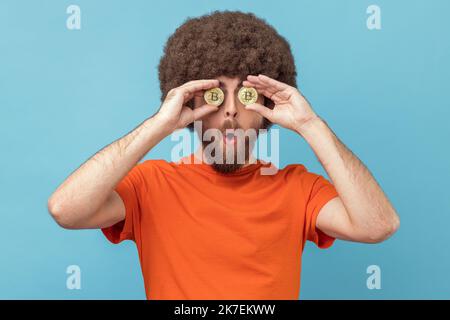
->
<box><xmin>1</xmin><ymin>0</ymin><xmax>449</xmax><ymax>299</ymax></box>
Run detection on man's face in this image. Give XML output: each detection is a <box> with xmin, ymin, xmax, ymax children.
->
<box><xmin>193</xmin><ymin>76</ymin><xmax>266</xmax><ymax>174</ymax></box>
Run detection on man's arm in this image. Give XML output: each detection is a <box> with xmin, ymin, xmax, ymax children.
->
<box><xmin>243</xmin><ymin>74</ymin><xmax>400</xmax><ymax>243</ymax></box>
<box><xmin>47</xmin><ymin>114</ymin><xmax>172</xmax><ymax>229</ymax></box>
<box><xmin>296</xmin><ymin>116</ymin><xmax>400</xmax><ymax>243</ymax></box>
<box><xmin>48</xmin><ymin>79</ymin><xmax>220</xmax><ymax>229</ymax></box>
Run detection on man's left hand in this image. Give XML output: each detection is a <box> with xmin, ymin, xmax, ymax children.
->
<box><xmin>243</xmin><ymin>74</ymin><xmax>319</xmax><ymax>134</ymax></box>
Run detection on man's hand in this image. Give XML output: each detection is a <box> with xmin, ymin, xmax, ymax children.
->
<box><xmin>245</xmin><ymin>74</ymin><xmax>399</xmax><ymax>243</ymax></box>
<box><xmin>243</xmin><ymin>74</ymin><xmax>318</xmax><ymax>133</ymax></box>
<box><xmin>156</xmin><ymin>79</ymin><xmax>221</xmax><ymax>132</ymax></box>
<box><xmin>48</xmin><ymin>79</ymin><xmax>219</xmax><ymax>229</ymax></box>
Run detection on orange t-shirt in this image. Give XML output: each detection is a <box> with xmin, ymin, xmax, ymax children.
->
<box><xmin>102</xmin><ymin>153</ymin><xmax>339</xmax><ymax>299</ymax></box>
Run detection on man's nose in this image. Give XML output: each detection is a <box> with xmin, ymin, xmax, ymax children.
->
<box><xmin>223</xmin><ymin>93</ymin><xmax>238</xmax><ymax>119</ymax></box>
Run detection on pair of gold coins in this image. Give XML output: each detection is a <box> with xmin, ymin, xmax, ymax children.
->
<box><xmin>204</xmin><ymin>87</ymin><xmax>258</xmax><ymax>106</ymax></box>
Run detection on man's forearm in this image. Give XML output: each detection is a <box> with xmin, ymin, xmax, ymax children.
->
<box><xmin>295</xmin><ymin>116</ymin><xmax>399</xmax><ymax>236</ymax></box>
<box><xmin>48</xmin><ymin>113</ymin><xmax>171</xmax><ymax>221</ymax></box>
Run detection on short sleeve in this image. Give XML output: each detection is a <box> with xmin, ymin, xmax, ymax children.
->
<box><xmin>304</xmin><ymin>173</ymin><xmax>339</xmax><ymax>249</ymax></box>
<box><xmin>101</xmin><ymin>163</ymin><xmax>146</xmax><ymax>244</ymax></box>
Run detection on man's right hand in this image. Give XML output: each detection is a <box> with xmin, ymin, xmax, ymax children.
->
<box><xmin>48</xmin><ymin>78</ymin><xmax>221</xmax><ymax>230</ymax></box>
<box><xmin>156</xmin><ymin>79</ymin><xmax>220</xmax><ymax>132</ymax></box>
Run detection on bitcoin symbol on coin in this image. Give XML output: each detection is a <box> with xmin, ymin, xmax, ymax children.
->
<box><xmin>204</xmin><ymin>87</ymin><xmax>224</xmax><ymax>106</ymax></box>
<box><xmin>238</xmin><ymin>87</ymin><xmax>258</xmax><ymax>105</ymax></box>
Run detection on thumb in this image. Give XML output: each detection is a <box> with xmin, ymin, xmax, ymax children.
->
<box><xmin>245</xmin><ymin>103</ymin><xmax>273</xmax><ymax>121</ymax></box>
<box><xmin>192</xmin><ymin>104</ymin><xmax>219</xmax><ymax>121</ymax></box>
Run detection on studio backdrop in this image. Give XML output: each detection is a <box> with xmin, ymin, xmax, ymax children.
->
<box><xmin>1</xmin><ymin>0</ymin><xmax>449</xmax><ymax>299</ymax></box>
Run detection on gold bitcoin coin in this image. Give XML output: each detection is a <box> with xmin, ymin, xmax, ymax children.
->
<box><xmin>238</xmin><ymin>87</ymin><xmax>258</xmax><ymax>105</ymax></box>
<box><xmin>204</xmin><ymin>87</ymin><xmax>224</xmax><ymax>106</ymax></box>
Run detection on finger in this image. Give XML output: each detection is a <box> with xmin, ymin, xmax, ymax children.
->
<box><xmin>242</xmin><ymin>82</ymin><xmax>267</xmax><ymax>95</ymax></box>
<box><xmin>246</xmin><ymin>74</ymin><xmax>264</xmax><ymax>83</ymax></box>
<box><xmin>242</xmin><ymin>80</ymin><xmax>273</xmax><ymax>94</ymax></box>
<box><xmin>180</xmin><ymin>79</ymin><xmax>219</xmax><ymax>91</ymax></box>
<box><xmin>256</xmin><ymin>88</ymin><xmax>276</xmax><ymax>100</ymax></box>
<box><xmin>243</xmin><ymin>82</ymin><xmax>275</xmax><ymax>95</ymax></box>
<box><xmin>245</xmin><ymin>76</ymin><xmax>268</xmax><ymax>89</ymax></box>
<box><xmin>242</xmin><ymin>80</ymin><xmax>264</xmax><ymax>88</ymax></box>
<box><xmin>242</xmin><ymin>81</ymin><xmax>285</xmax><ymax>102</ymax></box>
<box><xmin>244</xmin><ymin>77</ymin><xmax>279</xmax><ymax>96</ymax></box>
<box><xmin>254</xmin><ymin>75</ymin><xmax>300</xmax><ymax>100</ymax></box>
<box><xmin>257</xmin><ymin>74</ymin><xmax>291</xmax><ymax>91</ymax></box>
<box><xmin>192</xmin><ymin>104</ymin><xmax>219</xmax><ymax>121</ymax></box>
<box><xmin>244</xmin><ymin>103</ymin><xmax>273</xmax><ymax>121</ymax></box>
<box><xmin>245</xmin><ymin>77</ymin><xmax>293</xmax><ymax>102</ymax></box>
<box><xmin>194</xmin><ymin>90</ymin><xmax>206</xmax><ymax>97</ymax></box>
<box><xmin>179</xmin><ymin>104</ymin><xmax>218</xmax><ymax>127</ymax></box>
<box><xmin>180</xmin><ymin>80</ymin><xmax>220</xmax><ymax>102</ymax></box>
<box><xmin>179</xmin><ymin>78</ymin><xmax>219</xmax><ymax>92</ymax></box>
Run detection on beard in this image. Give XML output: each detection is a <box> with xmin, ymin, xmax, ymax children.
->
<box><xmin>198</xmin><ymin>119</ymin><xmax>263</xmax><ymax>174</ymax></box>
<box><xmin>207</xmin><ymin>137</ymin><xmax>250</xmax><ymax>174</ymax></box>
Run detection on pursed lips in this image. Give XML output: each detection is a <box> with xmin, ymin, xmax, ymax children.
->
<box><xmin>223</xmin><ymin>131</ymin><xmax>238</xmax><ymax>145</ymax></box>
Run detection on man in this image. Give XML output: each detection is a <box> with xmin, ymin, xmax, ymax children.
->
<box><xmin>48</xmin><ymin>11</ymin><xmax>399</xmax><ymax>299</ymax></box>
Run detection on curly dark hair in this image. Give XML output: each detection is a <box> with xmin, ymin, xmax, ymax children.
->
<box><xmin>158</xmin><ymin>10</ymin><xmax>297</xmax><ymax>130</ymax></box>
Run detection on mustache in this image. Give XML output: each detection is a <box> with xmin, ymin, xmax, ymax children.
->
<box><xmin>221</xmin><ymin>119</ymin><xmax>240</xmax><ymax>132</ymax></box>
